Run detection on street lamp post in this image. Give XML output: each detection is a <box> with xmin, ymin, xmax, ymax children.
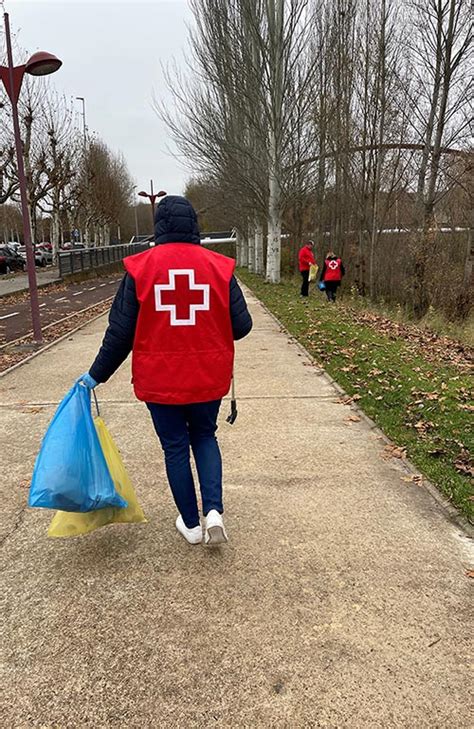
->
<box><xmin>138</xmin><ymin>180</ymin><xmax>166</xmax><ymax>231</ymax></box>
<box><xmin>76</xmin><ymin>96</ymin><xmax>87</xmax><ymax>148</ymax></box>
<box><xmin>0</xmin><ymin>11</ymin><xmax>62</xmax><ymax>343</ymax></box>
<box><xmin>131</xmin><ymin>186</ymin><xmax>139</xmax><ymax>239</ymax></box>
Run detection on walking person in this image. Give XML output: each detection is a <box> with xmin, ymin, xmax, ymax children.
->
<box><xmin>320</xmin><ymin>250</ymin><xmax>345</xmax><ymax>302</ymax></box>
<box><xmin>298</xmin><ymin>240</ymin><xmax>317</xmax><ymax>297</ymax></box>
<box><xmin>76</xmin><ymin>195</ymin><xmax>252</xmax><ymax>546</ymax></box>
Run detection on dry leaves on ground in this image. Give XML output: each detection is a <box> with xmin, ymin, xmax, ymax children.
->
<box><xmin>414</xmin><ymin>420</ymin><xmax>435</xmax><ymax>434</ymax></box>
<box><xmin>335</xmin><ymin>394</ymin><xmax>362</xmax><ymax>405</ymax></box>
<box><xmin>344</xmin><ymin>414</ymin><xmax>362</xmax><ymax>424</ymax></box>
<box><xmin>382</xmin><ymin>444</ymin><xmax>406</xmax><ymax>460</ymax></box>
<box><xmin>454</xmin><ymin>449</ymin><xmax>474</xmax><ymax>478</ymax></box>
<box><xmin>0</xmin><ymin>300</ymin><xmax>111</xmax><ymax>374</ymax></box>
<box><xmin>347</xmin><ymin>306</ymin><xmax>474</xmax><ymax>374</ymax></box>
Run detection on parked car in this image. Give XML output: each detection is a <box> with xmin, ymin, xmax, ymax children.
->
<box><xmin>61</xmin><ymin>240</ymin><xmax>87</xmax><ymax>251</ymax></box>
<box><xmin>18</xmin><ymin>244</ymin><xmax>52</xmax><ymax>267</ymax></box>
<box><xmin>0</xmin><ymin>245</ymin><xmax>26</xmax><ymax>274</ymax></box>
<box><xmin>35</xmin><ymin>244</ymin><xmax>53</xmax><ymax>265</ymax></box>
<box><xmin>61</xmin><ymin>241</ymin><xmax>86</xmax><ymax>250</ymax></box>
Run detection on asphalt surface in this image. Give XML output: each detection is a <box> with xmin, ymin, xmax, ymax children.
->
<box><xmin>0</xmin><ymin>275</ymin><xmax>122</xmax><ymax>344</ymax></box>
<box><xmin>1</xmin><ymin>287</ymin><xmax>472</xmax><ymax>727</ymax></box>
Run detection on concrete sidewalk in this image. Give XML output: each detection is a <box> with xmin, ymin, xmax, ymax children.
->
<box><xmin>0</xmin><ymin>267</ymin><xmax>60</xmax><ymax>297</ymax></box>
<box><xmin>1</xmin><ymin>288</ymin><xmax>472</xmax><ymax>727</ymax></box>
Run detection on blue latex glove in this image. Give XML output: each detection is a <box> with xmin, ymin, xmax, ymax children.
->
<box><xmin>76</xmin><ymin>372</ymin><xmax>98</xmax><ymax>389</ymax></box>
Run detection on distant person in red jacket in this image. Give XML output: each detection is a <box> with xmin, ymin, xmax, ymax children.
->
<box><xmin>298</xmin><ymin>240</ymin><xmax>317</xmax><ymax>297</ymax></box>
<box><xmin>320</xmin><ymin>251</ymin><xmax>345</xmax><ymax>302</ymax></box>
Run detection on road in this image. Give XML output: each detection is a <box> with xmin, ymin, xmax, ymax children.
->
<box><xmin>0</xmin><ymin>275</ymin><xmax>122</xmax><ymax>345</ymax></box>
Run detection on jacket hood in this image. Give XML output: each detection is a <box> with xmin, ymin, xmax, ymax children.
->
<box><xmin>154</xmin><ymin>195</ymin><xmax>201</xmax><ymax>245</ymax></box>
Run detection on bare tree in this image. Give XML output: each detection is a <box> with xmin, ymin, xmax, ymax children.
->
<box><xmin>408</xmin><ymin>0</ymin><xmax>472</xmax><ymax>315</ymax></box>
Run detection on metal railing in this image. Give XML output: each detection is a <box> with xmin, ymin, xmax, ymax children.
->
<box><xmin>58</xmin><ymin>243</ymin><xmax>149</xmax><ymax>277</ymax></box>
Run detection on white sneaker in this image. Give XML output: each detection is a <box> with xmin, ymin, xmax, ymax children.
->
<box><xmin>204</xmin><ymin>510</ymin><xmax>228</xmax><ymax>545</ymax></box>
<box><xmin>175</xmin><ymin>515</ymin><xmax>203</xmax><ymax>545</ymax></box>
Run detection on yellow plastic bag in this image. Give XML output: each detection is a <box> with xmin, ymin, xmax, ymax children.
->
<box><xmin>308</xmin><ymin>263</ymin><xmax>319</xmax><ymax>282</ymax></box>
<box><xmin>48</xmin><ymin>417</ymin><xmax>146</xmax><ymax>537</ymax></box>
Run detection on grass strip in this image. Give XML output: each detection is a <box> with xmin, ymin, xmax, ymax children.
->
<box><xmin>238</xmin><ymin>269</ymin><xmax>473</xmax><ymax>522</ymax></box>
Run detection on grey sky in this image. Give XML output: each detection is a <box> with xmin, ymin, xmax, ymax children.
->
<box><xmin>6</xmin><ymin>0</ymin><xmax>193</xmax><ymax>195</ymax></box>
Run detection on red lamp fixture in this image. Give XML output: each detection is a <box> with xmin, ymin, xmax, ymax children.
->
<box><xmin>25</xmin><ymin>51</ymin><xmax>62</xmax><ymax>77</ymax></box>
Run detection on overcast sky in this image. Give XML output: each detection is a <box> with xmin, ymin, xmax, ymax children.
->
<box><xmin>6</xmin><ymin>0</ymin><xmax>193</xmax><ymax>195</ymax></box>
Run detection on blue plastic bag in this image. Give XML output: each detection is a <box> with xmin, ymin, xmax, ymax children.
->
<box><xmin>29</xmin><ymin>383</ymin><xmax>127</xmax><ymax>512</ymax></box>
<box><xmin>318</xmin><ymin>281</ymin><xmax>326</xmax><ymax>291</ymax></box>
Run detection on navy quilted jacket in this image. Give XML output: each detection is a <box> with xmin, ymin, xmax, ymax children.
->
<box><xmin>90</xmin><ymin>196</ymin><xmax>252</xmax><ymax>384</ymax></box>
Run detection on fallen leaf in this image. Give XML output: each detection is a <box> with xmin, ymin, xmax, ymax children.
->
<box><xmin>454</xmin><ymin>449</ymin><xmax>474</xmax><ymax>477</ymax></box>
<box><xmin>414</xmin><ymin>420</ymin><xmax>434</xmax><ymax>433</ymax></box>
<box><xmin>401</xmin><ymin>474</ymin><xmax>423</xmax><ymax>485</ymax></box>
<box><xmin>383</xmin><ymin>444</ymin><xmax>406</xmax><ymax>460</ymax></box>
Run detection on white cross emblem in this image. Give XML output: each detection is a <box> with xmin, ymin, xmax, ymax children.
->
<box><xmin>154</xmin><ymin>269</ymin><xmax>210</xmax><ymax>326</ymax></box>
<box><xmin>328</xmin><ymin>260</ymin><xmax>339</xmax><ymax>270</ymax></box>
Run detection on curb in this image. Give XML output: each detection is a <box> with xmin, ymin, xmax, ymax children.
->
<box><xmin>242</xmin><ymin>284</ymin><xmax>473</xmax><ymax>540</ymax></box>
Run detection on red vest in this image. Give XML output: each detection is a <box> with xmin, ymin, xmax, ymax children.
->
<box><xmin>124</xmin><ymin>243</ymin><xmax>235</xmax><ymax>404</ymax></box>
<box><xmin>323</xmin><ymin>258</ymin><xmax>342</xmax><ymax>282</ymax></box>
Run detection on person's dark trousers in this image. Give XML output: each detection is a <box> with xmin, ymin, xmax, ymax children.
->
<box><xmin>300</xmin><ymin>269</ymin><xmax>310</xmax><ymax>296</ymax></box>
<box><xmin>325</xmin><ymin>282</ymin><xmax>338</xmax><ymax>302</ymax></box>
<box><xmin>147</xmin><ymin>400</ymin><xmax>223</xmax><ymax>529</ymax></box>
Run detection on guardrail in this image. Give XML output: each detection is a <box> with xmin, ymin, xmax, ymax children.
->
<box><xmin>58</xmin><ymin>243</ymin><xmax>149</xmax><ymax>277</ymax></box>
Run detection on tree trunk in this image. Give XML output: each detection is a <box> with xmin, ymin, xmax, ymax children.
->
<box><xmin>240</xmin><ymin>228</ymin><xmax>249</xmax><ymax>268</ymax></box>
<box><xmin>255</xmin><ymin>221</ymin><xmax>264</xmax><ymax>275</ymax></box>
<box><xmin>235</xmin><ymin>230</ymin><xmax>242</xmax><ymax>266</ymax></box>
<box><xmin>248</xmin><ymin>224</ymin><xmax>255</xmax><ymax>272</ymax></box>
<box><xmin>266</xmin><ymin>148</ymin><xmax>281</xmax><ymax>283</ymax></box>
<box><xmin>51</xmin><ymin>208</ymin><xmax>60</xmax><ymax>262</ymax></box>
<box><xmin>454</xmin><ymin>228</ymin><xmax>473</xmax><ymax>319</ymax></box>
<box><xmin>416</xmin><ymin>6</ymin><xmax>443</xmax><ymax>213</ymax></box>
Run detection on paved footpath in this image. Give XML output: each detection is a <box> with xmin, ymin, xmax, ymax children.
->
<box><xmin>1</xmin><ymin>288</ymin><xmax>472</xmax><ymax>728</ymax></box>
<box><xmin>0</xmin><ymin>267</ymin><xmax>61</xmax><ymax>297</ymax></box>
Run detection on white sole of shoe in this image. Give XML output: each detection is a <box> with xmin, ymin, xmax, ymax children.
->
<box><xmin>205</xmin><ymin>525</ymin><xmax>228</xmax><ymax>546</ymax></box>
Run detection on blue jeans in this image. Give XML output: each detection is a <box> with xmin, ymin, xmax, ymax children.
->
<box><xmin>147</xmin><ymin>400</ymin><xmax>223</xmax><ymax>528</ymax></box>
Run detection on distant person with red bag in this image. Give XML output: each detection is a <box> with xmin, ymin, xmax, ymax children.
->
<box><xmin>298</xmin><ymin>240</ymin><xmax>317</xmax><ymax>297</ymax></box>
<box><xmin>320</xmin><ymin>251</ymin><xmax>345</xmax><ymax>302</ymax></box>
